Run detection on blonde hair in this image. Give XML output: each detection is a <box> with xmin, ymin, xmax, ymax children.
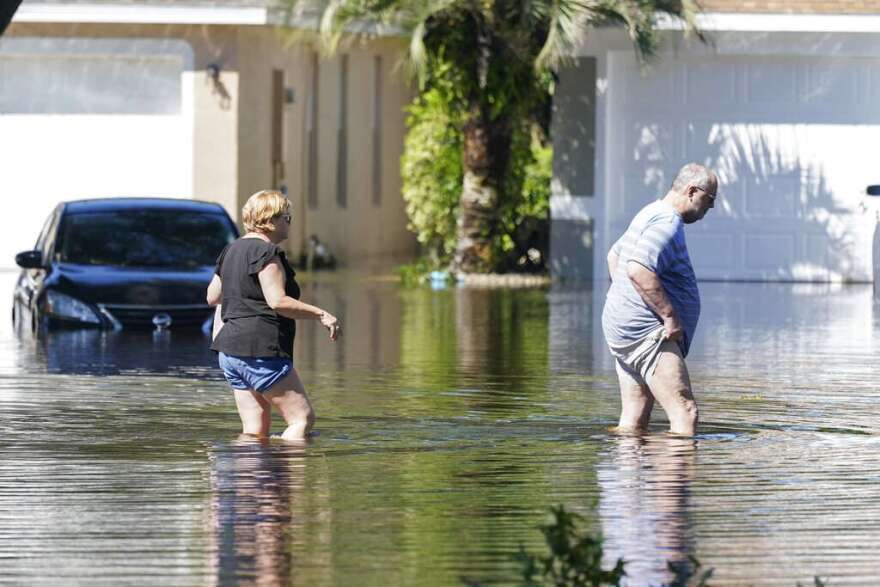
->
<box><xmin>241</xmin><ymin>190</ymin><xmax>290</xmax><ymax>233</ymax></box>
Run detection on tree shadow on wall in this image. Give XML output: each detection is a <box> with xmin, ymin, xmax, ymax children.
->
<box><xmin>626</xmin><ymin>120</ymin><xmax>871</xmax><ymax>282</ymax></box>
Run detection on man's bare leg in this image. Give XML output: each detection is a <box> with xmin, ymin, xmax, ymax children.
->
<box><xmin>648</xmin><ymin>344</ymin><xmax>698</xmax><ymax>436</ymax></box>
<box><xmin>613</xmin><ymin>360</ymin><xmax>654</xmax><ymax>433</ymax></box>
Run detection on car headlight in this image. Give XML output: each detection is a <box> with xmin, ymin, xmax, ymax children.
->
<box><xmin>43</xmin><ymin>290</ymin><xmax>102</xmax><ymax>324</ymax></box>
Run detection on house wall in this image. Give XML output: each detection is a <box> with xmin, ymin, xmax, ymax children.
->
<box><xmin>5</xmin><ymin>21</ymin><xmax>240</xmax><ymax>223</ymax></box>
<box><xmin>551</xmin><ymin>27</ymin><xmax>880</xmax><ymax>283</ymax></box>
<box><xmin>5</xmin><ymin>21</ymin><xmax>416</xmax><ymax>269</ymax></box>
<box><xmin>701</xmin><ymin>0</ymin><xmax>880</xmax><ymax>12</ymax></box>
<box><xmin>235</xmin><ymin>30</ymin><xmax>416</xmax><ymax>266</ymax></box>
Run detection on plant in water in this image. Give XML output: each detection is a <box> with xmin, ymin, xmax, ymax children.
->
<box><xmin>469</xmin><ymin>504</ymin><xmax>828</xmax><ymax>587</ymax></box>
<box><xmin>511</xmin><ymin>505</ymin><xmax>716</xmax><ymax>587</ymax></box>
<box><xmin>394</xmin><ymin>257</ymin><xmax>438</xmax><ymax>287</ymax></box>
<box><xmin>667</xmin><ymin>555</ymin><xmax>713</xmax><ymax>587</ymax></box>
<box><xmin>515</xmin><ymin>505</ymin><xmax>626</xmax><ymax>586</ymax></box>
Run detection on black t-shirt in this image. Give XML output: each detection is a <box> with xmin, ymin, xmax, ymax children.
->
<box><xmin>210</xmin><ymin>237</ymin><xmax>301</xmax><ymax>359</ymax></box>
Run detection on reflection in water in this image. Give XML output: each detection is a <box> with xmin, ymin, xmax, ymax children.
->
<box><xmin>4</xmin><ymin>274</ymin><xmax>880</xmax><ymax>584</ymax></box>
<box><xmin>207</xmin><ymin>437</ymin><xmax>305</xmax><ymax>586</ymax></box>
<box><xmin>547</xmin><ymin>283</ymin><xmax>597</xmax><ymax>373</ymax></box>
<box><xmin>29</xmin><ymin>328</ymin><xmax>219</xmax><ymax>377</ymax></box>
<box><xmin>597</xmin><ymin>435</ymin><xmax>696</xmax><ymax>586</ymax></box>
<box><xmin>456</xmin><ymin>287</ymin><xmax>491</xmax><ymax>375</ymax></box>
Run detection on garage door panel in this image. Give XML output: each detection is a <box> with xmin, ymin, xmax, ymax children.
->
<box><xmin>804</xmin><ymin>234</ymin><xmax>831</xmax><ymax>272</ymax></box>
<box><xmin>744</xmin><ymin>234</ymin><xmax>797</xmax><ymax>272</ymax></box>
<box><xmin>685</xmin><ymin>62</ymin><xmax>736</xmax><ymax>105</ymax></box>
<box><xmin>803</xmin><ymin>62</ymin><xmax>860</xmax><ymax>106</ymax></box>
<box><xmin>745</xmin><ymin>62</ymin><xmax>798</xmax><ymax>104</ymax></box>
<box><xmin>613</xmin><ymin>173</ymin><xmax>661</xmax><ymax>234</ymax></box>
<box><xmin>743</xmin><ymin>174</ymin><xmax>799</xmax><ymax>218</ymax></box>
<box><xmin>620</xmin><ymin>61</ymin><xmax>677</xmax><ymax>104</ymax></box>
<box><xmin>687</xmin><ymin>234</ymin><xmax>736</xmax><ymax>272</ymax></box>
<box><xmin>626</xmin><ymin>121</ymin><xmax>680</xmax><ymax>165</ymax></box>
<box><xmin>685</xmin><ymin>120</ymin><xmax>731</xmax><ymax>161</ymax></box>
<box><xmin>867</xmin><ymin>63</ymin><xmax>880</xmax><ymax>97</ymax></box>
<box><xmin>608</xmin><ymin>52</ymin><xmax>878</xmax><ymax>282</ymax></box>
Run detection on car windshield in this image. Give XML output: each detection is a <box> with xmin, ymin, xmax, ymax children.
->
<box><xmin>57</xmin><ymin>210</ymin><xmax>236</xmax><ymax>268</ymax></box>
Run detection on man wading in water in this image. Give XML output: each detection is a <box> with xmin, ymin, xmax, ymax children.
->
<box><xmin>602</xmin><ymin>163</ymin><xmax>719</xmax><ymax>437</ymax></box>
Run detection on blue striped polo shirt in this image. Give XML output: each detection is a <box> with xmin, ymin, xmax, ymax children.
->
<box><xmin>601</xmin><ymin>199</ymin><xmax>700</xmax><ymax>357</ymax></box>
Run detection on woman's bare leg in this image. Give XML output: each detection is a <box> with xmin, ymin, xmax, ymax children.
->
<box><xmin>233</xmin><ymin>389</ymin><xmax>272</xmax><ymax>437</ymax></box>
<box><xmin>263</xmin><ymin>368</ymin><xmax>315</xmax><ymax>441</ymax></box>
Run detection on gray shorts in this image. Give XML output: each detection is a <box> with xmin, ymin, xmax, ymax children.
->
<box><xmin>608</xmin><ymin>326</ymin><xmax>681</xmax><ymax>386</ymax></box>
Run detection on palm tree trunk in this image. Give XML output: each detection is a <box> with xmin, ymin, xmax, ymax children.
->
<box><xmin>454</xmin><ymin>101</ymin><xmax>498</xmax><ymax>273</ymax></box>
<box><xmin>454</xmin><ymin>99</ymin><xmax>513</xmax><ymax>273</ymax></box>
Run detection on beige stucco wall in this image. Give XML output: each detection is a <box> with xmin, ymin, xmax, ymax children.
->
<box><xmin>6</xmin><ymin>21</ymin><xmax>417</xmax><ymax>268</ymax></box>
<box><xmin>236</xmin><ymin>29</ymin><xmax>416</xmax><ymax>266</ymax></box>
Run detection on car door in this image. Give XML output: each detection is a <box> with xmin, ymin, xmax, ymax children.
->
<box><xmin>15</xmin><ymin>205</ymin><xmax>62</xmax><ymax>322</ymax></box>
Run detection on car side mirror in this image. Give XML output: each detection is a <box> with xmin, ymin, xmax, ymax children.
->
<box><xmin>15</xmin><ymin>250</ymin><xmax>43</xmax><ymax>269</ymax></box>
<box><xmin>867</xmin><ymin>185</ymin><xmax>880</xmax><ymax>196</ymax></box>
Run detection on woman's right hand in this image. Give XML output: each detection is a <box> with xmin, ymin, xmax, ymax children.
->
<box><xmin>320</xmin><ymin>311</ymin><xmax>341</xmax><ymax>342</ymax></box>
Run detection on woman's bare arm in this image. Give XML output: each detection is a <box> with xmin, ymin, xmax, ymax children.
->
<box><xmin>258</xmin><ymin>259</ymin><xmax>340</xmax><ymax>340</ymax></box>
<box><xmin>206</xmin><ymin>274</ymin><xmax>222</xmax><ymax>306</ymax></box>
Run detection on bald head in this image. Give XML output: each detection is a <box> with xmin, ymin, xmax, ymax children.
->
<box><xmin>671</xmin><ymin>163</ymin><xmax>715</xmax><ymax>194</ymax></box>
<box><xmin>665</xmin><ymin>163</ymin><xmax>718</xmax><ymax>223</ymax></box>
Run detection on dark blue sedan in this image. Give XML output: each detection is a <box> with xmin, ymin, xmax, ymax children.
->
<box><xmin>13</xmin><ymin>198</ymin><xmax>238</xmax><ymax>332</ymax></box>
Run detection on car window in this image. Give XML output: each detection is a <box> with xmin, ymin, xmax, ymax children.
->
<box><xmin>34</xmin><ymin>208</ymin><xmax>57</xmax><ymax>251</ymax></box>
<box><xmin>43</xmin><ymin>208</ymin><xmax>63</xmax><ymax>261</ymax></box>
<box><xmin>56</xmin><ymin>210</ymin><xmax>237</xmax><ymax>268</ymax></box>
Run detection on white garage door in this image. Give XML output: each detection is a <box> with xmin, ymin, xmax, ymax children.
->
<box><xmin>606</xmin><ymin>51</ymin><xmax>880</xmax><ymax>282</ymax></box>
<box><xmin>0</xmin><ymin>38</ymin><xmax>193</xmax><ymax>269</ymax></box>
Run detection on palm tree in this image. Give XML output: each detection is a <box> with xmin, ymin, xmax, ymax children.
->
<box><xmin>281</xmin><ymin>0</ymin><xmax>701</xmax><ymax>273</ymax></box>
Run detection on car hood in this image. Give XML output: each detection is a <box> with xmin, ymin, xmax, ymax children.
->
<box><xmin>47</xmin><ymin>263</ymin><xmax>214</xmax><ymax>306</ymax></box>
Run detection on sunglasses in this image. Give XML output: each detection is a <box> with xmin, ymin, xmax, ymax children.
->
<box><xmin>695</xmin><ymin>187</ymin><xmax>717</xmax><ymax>201</ymax></box>
<box><xmin>279</xmin><ymin>214</ymin><xmax>292</xmax><ymax>223</ymax></box>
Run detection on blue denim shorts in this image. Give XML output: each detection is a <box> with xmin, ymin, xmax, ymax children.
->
<box><xmin>218</xmin><ymin>353</ymin><xmax>293</xmax><ymax>393</ymax></box>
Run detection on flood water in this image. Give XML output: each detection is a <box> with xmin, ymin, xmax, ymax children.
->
<box><xmin>2</xmin><ymin>271</ymin><xmax>880</xmax><ymax>585</ymax></box>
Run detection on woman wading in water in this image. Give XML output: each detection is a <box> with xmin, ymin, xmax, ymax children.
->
<box><xmin>207</xmin><ymin>190</ymin><xmax>340</xmax><ymax>440</ymax></box>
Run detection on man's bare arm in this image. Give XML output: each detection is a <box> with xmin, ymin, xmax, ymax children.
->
<box><xmin>626</xmin><ymin>261</ymin><xmax>683</xmax><ymax>342</ymax></box>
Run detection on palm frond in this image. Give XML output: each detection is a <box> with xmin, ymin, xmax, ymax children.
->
<box><xmin>533</xmin><ymin>0</ymin><xmax>592</xmax><ymax>72</ymax></box>
<box><xmin>318</xmin><ymin>0</ymin><xmax>351</xmax><ymax>54</ymax></box>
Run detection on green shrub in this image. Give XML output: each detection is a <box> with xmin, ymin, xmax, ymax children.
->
<box><xmin>496</xmin><ymin>126</ymin><xmax>551</xmax><ymax>272</ymax></box>
<box><xmin>401</xmin><ymin>83</ymin><xmax>464</xmax><ymax>266</ymax></box>
<box><xmin>400</xmin><ymin>59</ymin><xmax>551</xmax><ymax>272</ymax></box>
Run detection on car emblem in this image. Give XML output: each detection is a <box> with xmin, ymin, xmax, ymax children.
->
<box><xmin>152</xmin><ymin>312</ymin><xmax>172</xmax><ymax>331</ymax></box>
